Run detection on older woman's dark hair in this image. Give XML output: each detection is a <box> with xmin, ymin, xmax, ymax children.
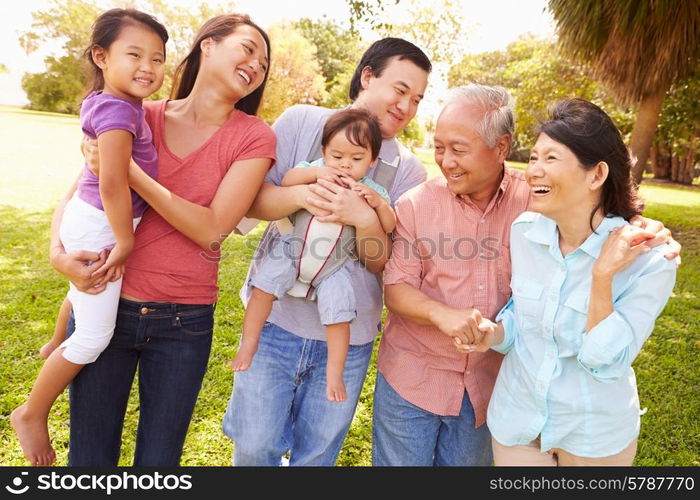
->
<box><xmin>172</xmin><ymin>14</ymin><xmax>270</xmax><ymax>116</ymax></box>
<box><xmin>538</xmin><ymin>98</ymin><xmax>643</xmax><ymax>226</ymax></box>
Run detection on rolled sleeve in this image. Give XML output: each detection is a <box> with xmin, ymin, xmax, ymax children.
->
<box><xmin>577</xmin><ymin>311</ymin><xmax>635</xmax><ymax>382</ymax></box>
<box><xmin>383</xmin><ymin>197</ymin><xmax>422</xmax><ymax>288</ymax></box>
<box><xmin>578</xmin><ymin>253</ymin><xmax>676</xmax><ymax>383</ymax></box>
<box><xmin>493</xmin><ymin>298</ymin><xmax>517</xmax><ymax>354</ymax></box>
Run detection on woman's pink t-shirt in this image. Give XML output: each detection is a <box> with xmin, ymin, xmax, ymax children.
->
<box><xmin>122</xmin><ymin>100</ymin><xmax>276</xmax><ymax>304</ymax></box>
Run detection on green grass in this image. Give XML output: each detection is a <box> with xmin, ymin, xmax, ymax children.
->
<box><xmin>1</xmin><ymin>108</ymin><xmax>698</xmax><ymax>466</ymax></box>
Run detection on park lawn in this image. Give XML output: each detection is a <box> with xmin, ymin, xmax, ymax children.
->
<box><xmin>0</xmin><ymin>108</ymin><xmax>698</xmax><ymax>466</ymax></box>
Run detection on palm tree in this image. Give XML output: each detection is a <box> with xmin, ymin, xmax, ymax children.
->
<box><xmin>548</xmin><ymin>0</ymin><xmax>700</xmax><ymax>185</ymax></box>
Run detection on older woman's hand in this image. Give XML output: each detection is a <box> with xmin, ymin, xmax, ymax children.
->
<box><xmin>593</xmin><ymin>225</ymin><xmax>655</xmax><ymax>278</ymax></box>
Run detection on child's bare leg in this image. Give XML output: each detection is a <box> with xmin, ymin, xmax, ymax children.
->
<box><xmin>11</xmin><ymin>349</ymin><xmax>83</xmax><ymax>466</ymax></box>
<box><xmin>40</xmin><ymin>297</ymin><xmax>71</xmax><ymax>359</ymax></box>
<box><xmin>229</xmin><ymin>287</ymin><xmax>275</xmax><ymax>372</ymax></box>
<box><xmin>325</xmin><ymin>322</ymin><xmax>350</xmax><ymax>402</ymax></box>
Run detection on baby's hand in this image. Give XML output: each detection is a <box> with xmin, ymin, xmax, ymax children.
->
<box><xmin>352</xmin><ymin>183</ymin><xmax>382</xmax><ymax>208</ymax></box>
<box><xmin>317</xmin><ymin>167</ymin><xmax>353</xmax><ymax>188</ymax></box>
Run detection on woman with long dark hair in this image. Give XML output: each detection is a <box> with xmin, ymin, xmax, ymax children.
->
<box><xmin>465</xmin><ymin>98</ymin><xmax>677</xmax><ymax>465</ymax></box>
<box><xmin>49</xmin><ymin>13</ymin><xmax>276</xmax><ymax>466</ymax></box>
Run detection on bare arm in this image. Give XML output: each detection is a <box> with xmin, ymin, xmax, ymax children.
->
<box><xmin>281</xmin><ymin>166</ymin><xmax>320</xmax><ymax>186</ymax></box>
<box><xmin>92</xmin><ymin>130</ymin><xmax>135</xmax><ymax>276</ymax></box>
<box><xmin>128</xmin><ymin>157</ymin><xmax>272</xmax><ymax>251</ymax></box>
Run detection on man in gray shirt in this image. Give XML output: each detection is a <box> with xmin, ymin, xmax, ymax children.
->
<box><xmin>222</xmin><ymin>38</ymin><xmax>431</xmax><ymax>466</ymax></box>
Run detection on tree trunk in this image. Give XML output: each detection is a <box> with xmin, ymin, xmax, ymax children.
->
<box><xmin>630</xmin><ymin>89</ymin><xmax>668</xmax><ymax>186</ymax></box>
<box><xmin>655</xmin><ymin>143</ymin><xmax>671</xmax><ymax>179</ymax></box>
<box><xmin>670</xmin><ymin>153</ymin><xmax>680</xmax><ymax>182</ymax></box>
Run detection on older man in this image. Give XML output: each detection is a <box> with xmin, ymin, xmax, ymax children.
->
<box><xmin>373</xmin><ymin>84</ymin><xmax>679</xmax><ymax>466</ymax></box>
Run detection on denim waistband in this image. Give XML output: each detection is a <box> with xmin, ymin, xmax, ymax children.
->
<box><xmin>118</xmin><ymin>298</ymin><xmax>216</xmax><ymax>318</ymax></box>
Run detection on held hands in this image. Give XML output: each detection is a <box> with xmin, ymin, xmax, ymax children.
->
<box><xmin>453</xmin><ymin>318</ymin><xmax>499</xmax><ymax>353</ymax></box>
<box><xmin>431</xmin><ymin>306</ymin><xmax>487</xmax><ymax>346</ymax></box>
<box><xmin>593</xmin><ymin>225</ymin><xmax>654</xmax><ymax>278</ymax></box>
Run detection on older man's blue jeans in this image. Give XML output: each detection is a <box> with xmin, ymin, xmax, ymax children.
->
<box><xmin>222</xmin><ymin>321</ymin><xmax>373</xmax><ymax>466</ymax></box>
<box><xmin>372</xmin><ymin>372</ymin><xmax>493</xmax><ymax>466</ymax></box>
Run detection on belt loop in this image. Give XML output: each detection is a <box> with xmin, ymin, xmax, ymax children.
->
<box><xmin>171</xmin><ymin>303</ymin><xmax>179</xmax><ymax>327</ymax></box>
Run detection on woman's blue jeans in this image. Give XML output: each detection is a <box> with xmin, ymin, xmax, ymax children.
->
<box><xmin>66</xmin><ymin>299</ymin><xmax>214</xmax><ymax>466</ymax></box>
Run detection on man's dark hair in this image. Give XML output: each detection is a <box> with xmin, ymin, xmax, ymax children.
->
<box><xmin>349</xmin><ymin>38</ymin><xmax>431</xmax><ymax>101</ymax></box>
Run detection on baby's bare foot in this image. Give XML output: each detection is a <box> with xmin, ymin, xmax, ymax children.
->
<box><xmin>10</xmin><ymin>404</ymin><xmax>56</xmax><ymax>466</ymax></box>
<box><xmin>227</xmin><ymin>344</ymin><xmax>257</xmax><ymax>372</ymax></box>
<box><xmin>326</xmin><ymin>372</ymin><xmax>347</xmax><ymax>402</ymax></box>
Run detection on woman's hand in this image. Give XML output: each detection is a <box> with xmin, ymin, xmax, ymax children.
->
<box><xmin>594</xmin><ymin>225</ymin><xmax>654</xmax><ymax>278</ymax></box>
<box><xmin>453</xmin><ymin>318</ymin><xmax>501</xmax><ymax>353</ymax></box>
<box><xmin>51</xmin><ymin>248</ymin><xmax>110</xmax><ymax>293</ymax></box>
<box><xmin>306</xmin><ymin>178</ymin><xmax>377</xmax><ymax>229</ymax></box>
<box><xmin>629</xmin><ymin>215</ymin><xmax>681</xmax><ymax>264</ymax></box>
<box><xmin>91</xmin><ymin>241</ymin><xmax>133</xmax><ymax>283</ymax></box>
<box><xmin>429</xmin><ymin>305</ymin><xmax>485</xmax><ymax>345</ymax></box>
<box><xmin>82</xmin><ymin>136</ymin><xmax>100</xmax><ymax>177</ymax></box>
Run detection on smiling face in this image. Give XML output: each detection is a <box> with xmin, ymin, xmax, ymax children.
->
<box><xmin>352</xmin><ymin>56</ymin><xmax>428</xmax><ymax>139</ymax></box>
<box><xmin>433</xmin><ymin>102</ymin><xmax>508</xmax><ymax>200</ymax></box>
<box><xmin>322</xmin><ymin>130</ymin><xmax>375</xmax><ymax>181</ymax></box>
<box><xmin>93</xmin><ymin>23</ymin><xmax>166</xmax><ymax>101</ymax></box>
<box><xmin>202</xmin><ymin>24</ymin><xmax>269</xmax><ymax>100</ymax></box>
<box><xmin>526</xmin><ymin>132</ymin><xmax>602</xmax><ymax>220</ymax></box>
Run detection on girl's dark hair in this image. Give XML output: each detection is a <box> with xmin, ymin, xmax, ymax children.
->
<box><xmin>171</xmin><ymin>14</ymin><xmax>270</xmax><ymax>116</ymax></box>
<box><xmin>322</xmin><ymin>109</ymin><xmax>382</xmax><ymax>160</ymax></box>
<box><xmin>84</xmin><ymin>9</ymin><xmax>169</xmax><ymax>93</ymax></box>
<box><xmin>538</xmin><ymin>98</ymin><xmax>643</xmax><ymax>227</ymax></box>
<box><xmin>349</xmin><ymin>37</ymin><xmax>431</xmax><ymax>101</ymax></box>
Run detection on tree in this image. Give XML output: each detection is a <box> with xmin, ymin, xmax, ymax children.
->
<box><xmin>448</xmin><ymin>36</ymin><xmax>634</xmax><ymax>160</ymax></box>
<box><xmin>651</xmin><ymin>68</ymin><xmax>699</xmax><ymax>184</ymax></box>
<box><xmin>258</xmin><ymin>23</ymin><xmax>327</xmax><ymax>124</ymax></box>
<box><xmin>0</xmin><ymin>63</ymin><xmax>8</xmax><ymax>74</ymax></box>
<box><xmin>293</xmin><ymin>17</ymin><xmax>363</xmax><ymax>91</ymax></box>
<box><xmin>548</xmin><ymin>0</ymin><xmax>700</xmax><ymax>185</ymax></box>
<box><xmin>376</xmin><ymin>0</ymin><xmax>464</xmax><ymax>65</ymax></box>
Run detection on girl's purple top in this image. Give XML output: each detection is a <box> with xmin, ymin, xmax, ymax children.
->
<box><xmin>77</xmin><ymin>91</ymin><xmax>158</xmax><ymax>217</ymax></box>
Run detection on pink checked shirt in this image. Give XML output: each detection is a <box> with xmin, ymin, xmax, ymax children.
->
<box><xmin>378</xmin><ymin>167</ymin><xmax>531</xmax><ymax>425</ymax></box>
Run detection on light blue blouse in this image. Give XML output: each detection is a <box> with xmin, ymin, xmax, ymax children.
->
<box><xmin>487</xmin><ymin>212</ymin><xmax>677</xmax><ymax>457</ymax></box>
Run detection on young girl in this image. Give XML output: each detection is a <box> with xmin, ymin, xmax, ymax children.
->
<box><xmin>11</xmin><ymin>8</ymin><xmax>168</xmax><ymax>466</ymax></box>
<box><xmin>231</xmin><ymin>109</ymin><xmax>396</xmax><ymax>402</ymax></box>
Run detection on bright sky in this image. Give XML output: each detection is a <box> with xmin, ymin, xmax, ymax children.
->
<box><xmin>0</xmin><ymin>0</ymin><xmax>555</xmax><ymax>114</ymax></box>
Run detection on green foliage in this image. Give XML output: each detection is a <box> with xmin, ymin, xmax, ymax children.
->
<box><xmin>657</xmin><ymin>69</ymin><xmax>700</xmax><ymax>155</ymax></box>
<box><xmin>376</xmin><ymin>0</ymin><xmax>464</xmax><ymax>65</ymax></box>
<box><xmin>397</xmin><ymin>118</ymin><xmax>426</xmax><ymax>149</ymax></box>
<box><xmin>21</xmin><ymin>56</ymin><xmax>87</xmax><ymax>115</ymax></box>
<box><xmin>258</xmin><ymin>22</ymin><xmax>327</xmax><ymax>124</ymax></box>
<box><xmin>448</xmin><ymin>36</ymin><xmax>635</xmax><ymax>158</ymax></box>
<box><xmin>294</xmin><ymin>16</ymin><xmax>363</xmax><ymax>91</ymax></box>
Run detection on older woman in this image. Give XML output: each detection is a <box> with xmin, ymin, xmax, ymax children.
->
<box><xmin>467</xmin><ymin>98</ymin><xmax>677</xmax><ymax>466</ymax></box>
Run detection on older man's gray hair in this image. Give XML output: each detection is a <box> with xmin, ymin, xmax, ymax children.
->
<box><xmin>445</xmin><ymin>84</ymin><xmax>515</xmax><ymax>149</ymax></box>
